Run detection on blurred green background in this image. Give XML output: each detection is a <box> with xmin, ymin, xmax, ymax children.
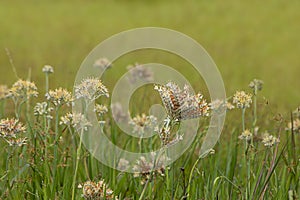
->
<box><xmin>0</xmin><ymin>0</ymin><xmax>299</xmax><ymax>112</ymax></box>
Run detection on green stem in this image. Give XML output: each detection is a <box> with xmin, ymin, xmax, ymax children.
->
<box><xmin>252</xmin><ymin>89</ymin><xmax>257</xmax><ymax>127</ymax></box>
<box><xmin>242</xmin><ymin>108</ymin><xmax>246</xmax><ymax>132</ymax></box>
<box><xmin>139</xmin><ymin>179</ymin><xmax>150</xmax><ymax>200</ymax></box>
<box><xmin>71</xmin><ymin>128</ymin><xmax>84</xmax><ymax>200</ymax></box>
<box><xmin>45</xmin><ymin>74</ymin><xmax>49</xmax><ymax>94</ymax></box>
<box><xmin>187</xmin><ymin>157</ymin><xmax>201</xmax><ymax>199</ymax></box>
<box><xmin>52</xmin><ymin>106</ymin><xmax>60</xmax><ymax>197</ymax></box>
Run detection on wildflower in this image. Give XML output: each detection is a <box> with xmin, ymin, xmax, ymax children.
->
<box><xmin>111</xmin><ymin>102</ymin><xmax>129</xmax><ymax>123</ymax></box>
<box><xmin>287</xmin><ymin>118</ymin><xmax>300</xmax><ymax>134</ymax></box>
<box><xmin>81</xmin><ymin>180</ymin><xmax>117</xmax><ymax>200</ymax></box>
<box><xmin>232</xmin><ymin>91</ymin><xmax>252</xmax><ymax>109</ymax></box>
<box><xmin>129</xmin><ymin>113</ymin><xmax>157</xmax><ymax>135</ymax></box>
<box><xmin>127</xmin><ymin>63</ymin><xmax>153</xmax><ymax>84</ymax></box>
<box><xmin>154</xmin><ymin>82</ymin><xmax>209</xmax><ymax>121</ymax></box>
<box><xmin>42</xmin><ymin>65</ymin><xmax>54</xmax><ymax>74</ymax></box>
<box><xmin>46</xmin><ymin>87</ymin><xmax>73</xmax><ymax>107</ymax></box>
<box><xmin>249</xmin><ymin>79</ymin><xmax>264</xmax><ymax>92</ymax></box>
<box><xmin>94</xmin><ymin>104</ymin><xmax>108</xmax><ymax>116</ymax></box>
<box><xmin>7</xmin><ymin>137</ymin><xmax>28</xmax><ymax>147</ymax></box>
<box><xmin>0</xmin><ymin>85</ymin><xmax>8</xmax><ymax>100</ymax></box>
<box><xmin>117</xmin><ymin>158</ymin><xmax>129</xmax><ymax>171</ymax></box>
<box><xmin>34</xmin><ymin>102</ymin><xmax>53</xmax><ymax>119</ymax></box>
<box><xmin>74</xmin><ymin>77</ymin><xmax>109</xmax><ymax>102</ymax></box>
<box><xmin>0</xmin><ymin>118</ymin><xmax>26</xmax><ymax>138</ymax></box>
<box><xmin>60</xmin><ymin>112</ymin><xmax>92</xmax><ymax>131</ymax></box>
<box><xmin>7</xmin><ymin>79</ymin><xmax>38</xmax><ymax>100</ymax></box>
<box><xmin>210</xmin><ymin>99</ymin><xmax>235</xmax><ymax>114</ymax></box>
<box><xmin>238</xmin><ymin>129</ymin><xmax>253</xmax><ymax>141</ymax></box>
<box><xmin>93</xmin><ymin>58</ymin><xmax>112</xmax><ymax>70</ymax></box>
<box><xmin>262</xmin><ymin>132</ymin><xmax>280</xmax><ymax>147</ymax></box>
<box><xmin>133</xmin><ymin>152</ymin><xmax>169</xmax><ymax>185</ymax></box>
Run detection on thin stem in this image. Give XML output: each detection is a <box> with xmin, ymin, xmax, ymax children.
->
<box><xmin>139</xmin><ymin>178</ymin><xmax>150</xmax><ymax>200</ymax></box>
<box><xmin>187</xmin><ymin>157</ymin><xmax>201</xmax><ymax>199</ymax></box>
<box><xmin>45</xmin><ymin>74</ymin><xmax>49</xmax><ymax>94</ymax></box>
<box><xmin>52</xmin><ymin>106</ymin><xmax>60</xmax><ymax>197</ymax></box>
<box><xmin>71</xmin><ymin>128</ymin><xmax>84</xmax><ymax>200</ymax></box>
<box><xmin>252</xmin><ymin>89</ymin><xmax>257</xmax><ymax>127</ymax></box>
<box><xmin>5</xmin><ymin>48</ymin><xmax>20</xmax><ymax>80</ymax></box>
<box><xmin>242</xmin><ymin>108</ymin><xmax>246</xmax><ymax>132</ymax></box>
<box><xmin>5</xmin><ymin>146</ymin><xmax>13</xmax><ymax>198</ymax></box>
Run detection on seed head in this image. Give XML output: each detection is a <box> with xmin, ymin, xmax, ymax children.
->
<box><xmin>34</xmin><ymin>102</ymin><xmax>53</xmax><ymax>120</ymax></box>
<box><xmin>93</xmin><ymin>58</ymin><xmax>112</xmax><ymax>70</ymax></box>
<box><xmin>210</xmin><ymin>99</ymin><xmax>235</xmax><ymax>114</ymax></box>
<box><xmin>129</xmin><ymin>113</ymin><xmax>157</xmax><ymax>135</ymax></box>
<box><xmin>81</xmin><ymin>180</ymin><xmax>117</xmax><ymax>200</ymax></box>
<box><xmin>75</xmin><ymin>77</ymin><xmax>109</xmax><ymax>102</ymax></box>
<box><xmin>238</xmin><ymin>129</ymin><xmax>253</xmax><ymax>141</ymax></box>
<box><xmin>94</xmin><ymin>104</ymin><xmax>108</xmax><ymax>116</ymax></box>
<box><xmin>249</xmin><ymin>79</ymin><xmax>264</xmax><ymax>92</ymax></box>
<box><xmin>0</xmin><ymin>118</ymin><xmax>26</xmax><ymax>138</ymax></box>
<box><xmin>127</xmin><ymin>63</ymin><xmax>153</xmax><ymax>84</ymax></box>
<box><xmin>7</xmin><ymin>79</ymin><xmax>38</xmax><ymax>100</ymax></box>
<box><xmin>117</xmin><ymin>158</ymin><xmax>129</xmax><ymax>171</ymax></box>
<box><xmin>60</xmin><ymin>112</ymin><xmax>92</xmax><ymax>131</ymax></box>
<box><xmin>232</xmin><ymin>91</ymin><xmax>252</xmax><ymax>109</ymax></box>
<box><xmin>46</xmin><ymin>88</ymin><xmax>73</xmax><ymax>107</ymax></box>
<box><xmin>262</xmin><ymin>132</ymin><xmax>280</xmax><ymax>147</ymax></box>
<box><xmin>42</xmin><ymin>65</ymin><xmax>54</xmax><ymax>74</ymax></box>
<box><xmin>111</xmin><ymin>102</ymin><xmax>129</xmax><ymax>123</ymax></box>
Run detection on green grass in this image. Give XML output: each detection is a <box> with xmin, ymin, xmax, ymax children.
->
<box><xmin>0</xmin><ymin>1</ymin><xmax>299</xmax><ymax>199</ymax></box>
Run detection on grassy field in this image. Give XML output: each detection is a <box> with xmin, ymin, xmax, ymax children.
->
<box><xmin>0</xmin><ymin>1</ymin><xmax>299</xmax><ymax>199</ymax></box>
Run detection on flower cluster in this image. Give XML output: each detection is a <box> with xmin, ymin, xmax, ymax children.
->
<box><xmin>80</xmin><ymin>180</ymin><xmax>117</xmax><ymax>200</ymax></box>
<box><xmin>60</xmin><ymin>112</ymin><xmax>92</xmax><ymax>131</ymax></box>
<box><xmin>111</xmin><ymin>103</ymin><xmax>128</xmax><ymax>123</ymax></box>
<box><xmin>117</xmin><ymin>158</ymin><xmax>130</xmax><ymax>171</ymax></box>
<box><xmin>75</xmin><ymin>77</ymin><xmax>109</xmax><ymax>102</ymax></box>
<box><xmin>133</xmin><ymin>152</ymin><xmax>169</xmax><ymax>185</ymax></box>
<box><xmin>129</xmin><ymin>113</ymin><xmax>157</xmax><ymax>135</ymax></box>
<box><xmin>154</xmin><ymin>82</ymin><xmax>209</xmax><ymax>121</ymax></box>
<box><xmin>232</xmin><ymin>91</ymin><xmax>252</xmax><ymax>109</ymax></box>
<box><xmin>7</xmin><ymin>79</ymin><xmax>38</xmax><ymax>100</ymax></box>
<box><xmin>94</xmin><ymin>104</ymin><xmax>108</xmax><ymax>117</ymax></box>
<box><xmin>210</xmin><ymin>99</ymin><xmax>235</xmax><ymax>114</ymax></box>
<box><xmin>34</xmin><ymin>102</ymin><xmax>54</xmax><ymax>120</ymax></box>
<box><xmin>46</xmin><ymin>87</ymin><xmax>73</xmax><ymax>107</ymax></box>
<box><xmin>0</xmin><ymin>118</ymin><xmax>27</xmax><ymax>147</ymax></box>
<box><xmin>249</xmin><ymin>79</ymin><xmax>264</xmax><ymax>92</ymax></box>
<box><xmin>238</xmin><ymin>129</ymin><xmax>253</xmax><ymax>142</ymax></box>
<box><xmin>262</xmin><ymin>132</ymin><xmax>280</xmax><ymax>147</ymax></box>
<box><xmin>0</xmin><ymin>85</ymin><xmax>8</xmax><ymax>100</ymax></box>
<box><xmin>127</xmin><ymin>63</ymin><xmax>153</xmax><ymax>84</ymax></box>
<box><xmin>42</xmin><ymin>65</ymin><xmax>54</xmax><ymax>74</ymax></box>
<box><xmin>93</xmin><ymin>58</ymin><xmax>112</xmax><ymax>70</ymax></box>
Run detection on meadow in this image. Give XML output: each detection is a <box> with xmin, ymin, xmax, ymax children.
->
<box><xmin>0</xmin><ymin>1</ymin><xmax>299</xmax><ymax>199</ymax></box>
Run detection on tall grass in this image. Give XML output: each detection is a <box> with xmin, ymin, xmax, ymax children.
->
<box><xmin>0</xmin><ymin>64</ymin><xmax>299</xmax><ymax>200</ymax></box>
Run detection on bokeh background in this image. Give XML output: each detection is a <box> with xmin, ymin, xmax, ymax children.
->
<box><xmin>0</xmin><ymin>0</ymin><xmax>299</xmax><ymax>112</ymax></box>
